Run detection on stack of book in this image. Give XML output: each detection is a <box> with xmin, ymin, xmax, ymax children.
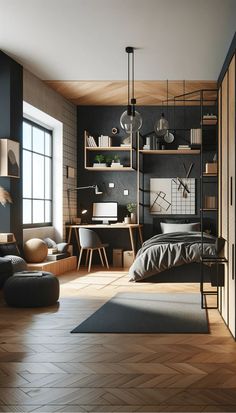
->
<box><xmin>178</xmin><ymin>144</ymin><xmax>191</xmax><ymax>150</ymax></box>
<box><xmin>86</xmin><ymin>135</ymin><xmax>97</xmax><ymax>147</ymax></box>
<box><xmin>98</xmin><ymin>135</ymin><xmax>111</xmax><ymax>147</ymax></box>
<box><xmin>201</xmin><ymin>114</ymin><xmax>217</xmax><ymax>125</ymax></box>
<box><xmin>190</xmin><ymin>128</ymin><xmax>202</xmax><ymax>145</ymax></box>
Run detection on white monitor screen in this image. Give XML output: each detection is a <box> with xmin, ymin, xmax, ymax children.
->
<box><xmin>92</xmin><ymin>202</ymin><xmax>117</xmax><ymax>223</ymax></box>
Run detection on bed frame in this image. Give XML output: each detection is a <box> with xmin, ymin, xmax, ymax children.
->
<box><xmin>142</xmin><ymin>262</ymin><xmax>212</xmax><ymax>283</ymax></box>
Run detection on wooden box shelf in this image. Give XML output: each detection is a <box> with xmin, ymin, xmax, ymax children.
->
<box><xmin>84</xmin><ymin>130</ymin><xmax>134</xmax><ymax>170</ymax></box>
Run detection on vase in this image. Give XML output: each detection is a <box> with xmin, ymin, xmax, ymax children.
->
<box><xmin>124</xmin><ymin>216</ymin><xmax>131</xmax><ymax>224</ymax></box>
<box><xmin>130</xmin><ymin>212</ymin><xmax>136</xmax><ymax>224</ymax></box>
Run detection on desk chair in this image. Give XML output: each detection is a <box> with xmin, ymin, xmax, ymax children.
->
<box><xmin>77</xmin><ymin>228</ymin><xmax>109</xmax><ymax>272</ymax></box>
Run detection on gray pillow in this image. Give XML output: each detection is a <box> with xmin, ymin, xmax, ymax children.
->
<box><xmin>160</xmin><ymin>222</ymin><xmax>200</xmax><ymax>234</ymax></box>
<box><xmin>43</xmin><ymin>238</ymin><xmax>57</xmax><ymax>248</ymax></box>
<box><xmin>57</xmin><ymin>242</ymin><xmax>69</xmax><ymax>253</ymax></box>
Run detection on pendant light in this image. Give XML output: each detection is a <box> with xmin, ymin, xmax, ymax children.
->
<box><xmin>120</xmin><ymin>47</ymin><xmax>142</xmax><ymax>133</ymax></box>
<box><xmin>154</xmin><ymin>80</ymin><xmax>169</xmax><ymax>137</ymax></box>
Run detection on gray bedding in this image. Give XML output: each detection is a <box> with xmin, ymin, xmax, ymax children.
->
<box><xmin>129</xmin><ymin>232</ymin><xmax>216</xmax><ymax>281</ymax></box>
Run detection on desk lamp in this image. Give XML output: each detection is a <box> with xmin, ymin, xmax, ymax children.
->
<box><xmin>67</xmin><ymin>185</ymin><xmax>102</xmax><ymax>224</ymax></box>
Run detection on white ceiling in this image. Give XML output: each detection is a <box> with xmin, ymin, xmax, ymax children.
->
<box><xmin>0</xmin><ymin>0</ymin><xmax>235</xmax><ymax>81</ymax></box>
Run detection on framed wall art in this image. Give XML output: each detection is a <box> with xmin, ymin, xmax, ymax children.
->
<box><xmin>150</xmin><ymin>178</ymin><xmax>196</xmax><ymax>215</ymax></box>
<box><xmin>0</xmin><ymin>139</ymin><xmax>20</xmax><ymax>178</ymax></box>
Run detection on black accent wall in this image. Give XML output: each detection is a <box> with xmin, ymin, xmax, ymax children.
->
<box><xmin>77</xmin><ymin>105</ymin><xmax>217</xmax><ymax>256</ymax></box>
<box><xmin>0</xmin><ymin>51</ymin><xmax>23</xmax><ymax>247</ymax></box>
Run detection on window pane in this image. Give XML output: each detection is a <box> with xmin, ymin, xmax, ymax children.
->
<box><xmin>45</xmin><ymin>132</ymin><xmax>52</xmax><ymax>156</ymax></box>
<box><xmin>45</xmin><ymin>157</ymin><xmax>51</xmax><ymax>199</ymax></box>
<box><xmin>23</xmin><ymin>122</ymin><xmax>31</xmax><ymax>150</ymax></box>
<box><xmin>33</xmin><ymin>200</ymin><xmax>44</xmax><ymax>223</ymax></box>
<box><xmin>45</xmin><ymin>201</ymin><xmax>51</xmax><ymax>222</ymax></box>
<box><xmin>33</xmin><ymin>153</ymin><xmax>44</xmax><ymax>199</ymax></box>
<box><xmin>23</xmin><ymin>199</ymin><xmax>32</xmax><ymax>224</ymax></box>
<box><xmin>33</xmin><ymin>126</ymin><xmax>44</xmax><ymax>154</ymax></box>
<box><xmin>23</xmin><ymin>150</ymin><xmax>32</xmax><ymax>198</ymax></box>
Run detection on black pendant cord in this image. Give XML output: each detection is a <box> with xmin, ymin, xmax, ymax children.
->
<box><xmin>132</xmin><ymin>50</ymin><xmax>135</xmax><ymax>112</ymax></box>
<box><xmin>167</xmin><ymin>79</ymin><xmax>169</xmax><ymax>126</ymax></box>
<box><xmin>174</xmin><ymin>96</ymin><xmax>176</xmax><ymax>131</ymax></box>
<box><xmin>127</xmin><ymin>51</ymin><xmax>130</xmax><ymax>110</ymax></box>
<box><xmin>183</xmin><ymin>79</ymin><xmax>186</xmax><ymax>141</ymax></box>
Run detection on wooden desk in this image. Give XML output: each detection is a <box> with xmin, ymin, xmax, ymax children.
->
<box><xmin>66</xmin><ymin>223</ymin><xmax>143</xmax><ymax>256</ymax></box>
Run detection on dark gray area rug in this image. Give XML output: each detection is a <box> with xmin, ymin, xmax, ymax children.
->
<box><xmin>71</xmin><ymin>292</ymin><xmax>209</xmax><ymax>334</ymax></box>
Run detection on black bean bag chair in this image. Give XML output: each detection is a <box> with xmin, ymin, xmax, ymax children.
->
<box><xmin>3</xmin><ymin>271</ymin><xmax>59</xmax><ymax>307</ymax></box>
<box><xmin>0</xmin><ymin>257</ymin><xmax>13</xmax><ymax>288</ymax></box>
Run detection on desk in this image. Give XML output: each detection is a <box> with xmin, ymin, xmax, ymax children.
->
<box><xmin>66</xmin><ymin>224</ymin><xmax>143</xmax><ymax>256</ymax></box>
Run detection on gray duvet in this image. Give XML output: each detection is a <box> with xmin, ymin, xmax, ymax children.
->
<box><xmin>129</xmin><ymin>232</ymin><xmax>216</xmax><ymax>281</ymax></box>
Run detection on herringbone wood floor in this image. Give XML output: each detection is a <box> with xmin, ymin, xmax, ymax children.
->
<box><xmin>0</xmin><ymin>267</ymin><xmax>236</xmax><ymax>412</ymax></box>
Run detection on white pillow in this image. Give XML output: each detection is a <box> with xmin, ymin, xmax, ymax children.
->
<box><xmin>160</xmin><ymin>222</ymin><xmax>200</xmax><ymax>234</ymax></box>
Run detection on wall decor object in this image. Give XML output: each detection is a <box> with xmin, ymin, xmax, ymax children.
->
<box><xmin>150</xmin><ymin>178</ymin><xmax>196</xmax><ymax>215</ymax></box>
<box><xmin>112</xmin><ymin>127</ymin><xmax>118</xmax><ymax>135</ymax></box>
<box><xmin>67</xmin><ymin>166</ymin><xmax>75</xmax><ymax>179</ymax></box>
<box><xmin>0</xmin><ymin>186</ymin><xmax>12</xmax><ymax>206</ymax></box>
<box><xmin>0</xmin><ymin>139</ymin><xmax>20</xmax><ymax>178</ymax></box>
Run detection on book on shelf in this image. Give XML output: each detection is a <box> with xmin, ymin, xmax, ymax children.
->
<box><xmin>98</xmin><ymin>135</ymin><xmax>111</xmax><ymax>147</ymax></box>
<box><xmin>86</xmin><ymin>135</ymin><xmax>97</xmax><ymax>147</ymax></box>
<box><xmin>178</xmin><ymin>145</ymin><xmax>191</xmax><ymax>150</ymax></box>
<box><xmin>120</xmin><ymin>143</ymin><xmax>131</xmax><ymax>147</ymax></box>
<box><xmin>190</xmin><ymin>128</ymin><xmax>202</xmax><ymax>145</ymax></box>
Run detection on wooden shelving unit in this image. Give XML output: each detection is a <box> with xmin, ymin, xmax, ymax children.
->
<box><xmin>86</xmin><ymin>146</ymin><xmax>132</xmax><ymax>151</ymax></box>
<box><xmin>201</xmin><ymin>208</ymin><xmax>217</xmax><ymax>211</ymax></box>
<box><xmin>203</xmin><ymin>172</ymin><xmax>217</xmax><ymax>177</ymax></box>
<box><xmin>84</xmin><ymin>131</ymin><xmax>134</xmax><ymax>170</ymax></box>
<box><xmin>139</xmin><ymin>149</ymin><xmax>200</xmax><ymax>155</ymax></box>
<box><xmin>85</xmin><ymin>166</ymin><xmax>134</xmax><ymax>171</ymax></box>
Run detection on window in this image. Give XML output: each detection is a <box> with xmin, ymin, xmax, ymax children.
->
<box><xmin>22</xmin><ymin>119</ymin><xmax>52</xmax><ymax>226</ymax></box>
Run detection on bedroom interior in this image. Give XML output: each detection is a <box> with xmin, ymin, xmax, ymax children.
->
<box><xmin>0</xmin><ymin>0</ymin><xmax>236</xmax><ymax>411</ymax></box>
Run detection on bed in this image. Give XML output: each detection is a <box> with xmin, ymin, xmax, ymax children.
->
<box><xmin>129</xmin><ymin>230</ymin><xmax>217</xmax><ymax>282</ymax></box>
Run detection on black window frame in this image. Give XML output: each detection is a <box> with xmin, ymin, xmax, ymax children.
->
<box><xmin>22</xmin><ymin>118</ymin><xmax>53</xmax><ymax>228</ymax></box>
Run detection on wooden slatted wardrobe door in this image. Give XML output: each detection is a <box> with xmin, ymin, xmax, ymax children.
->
<box><xmin>228</xmin><ymin>55</ymin><xmax>236</xmax><ymax>337</ymax></box>
<box><xmin>220</xmin><ymin>71</ymin><xmax>229</xmax><ymax>324</ymax></box>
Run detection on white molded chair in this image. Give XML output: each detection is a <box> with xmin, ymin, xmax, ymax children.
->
<box><xmin>77</xmin><ymin>228</ymin><xmax>109</xmax><ymax>272</ymax></box>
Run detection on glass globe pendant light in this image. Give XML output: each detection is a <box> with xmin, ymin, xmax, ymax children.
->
<box><xmin>120</xmin><ymin>47</ymin><xmax>142</xmax><ymax>133</ymax></box>
<box><xmin>154</xmin><ymin>80</ymin><xmax>169</xmax><ymax>137</ymax></box>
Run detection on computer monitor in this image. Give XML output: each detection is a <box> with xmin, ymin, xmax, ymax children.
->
<box><xmin>92</xmin><ymin>202</ymin><xmax>118</xmax><ymax>224</ymax></box>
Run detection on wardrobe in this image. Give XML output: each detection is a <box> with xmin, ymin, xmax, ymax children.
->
<box><xmin>218</xmin><ymin>44</ymin><xmax>236</xmax><ymax>338</ymax></box>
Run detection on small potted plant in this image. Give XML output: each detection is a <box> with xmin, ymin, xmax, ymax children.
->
<box><xmin>126</xmin><ymin>202</ymin><xmax>137</xmax><ymax>223</ymax></box>
<box><xmin>111</xmin><ymin>154</ymin><xmax>123</xmax><ymax>168</ymax></box>
<box><xmin>93</xmin><ymin>154</ymin><xmax>106</xmax><ymax>168</ymax></box>
<box><xmin>105</xmin><ymin>154</ymin><xmax>113</xmax><ymax>167</ymax></box>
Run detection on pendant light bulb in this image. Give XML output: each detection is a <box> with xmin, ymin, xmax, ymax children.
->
<box><xmin>120</xmin><ymin>46</ymin><xmax>142</xmax><ymax>133</ymax></box>
<box><xmin>120</xmin><ymin>109</ymin><xmax>142</xmax><ymax>133</ymax></box>
<box><xmin>154</xmin><ymin>112</ymin><xmax>169</xmax><ymax>137</ymax></box>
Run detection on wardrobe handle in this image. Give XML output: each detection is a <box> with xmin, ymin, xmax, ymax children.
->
<box><xmin>230</xmin><ymin>176</ymin><xmax>233</xmax><ymax>206</ymax></box>
<box><xmin>232</xmin><ymin>244</ymin><xmax>235</xmax><ymax>281</ymax></box>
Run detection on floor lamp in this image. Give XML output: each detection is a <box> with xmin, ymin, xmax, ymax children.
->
<box><xmin>67</xmin><ymin>185</ymin><xmax>102</xmax><ymax>224</ymax></box>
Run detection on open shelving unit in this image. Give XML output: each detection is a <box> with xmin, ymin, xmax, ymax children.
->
<box><xmin>84</xmin><ymin>130</ymin><xmax>135</xmax><ymax>171</ymax></box>
<box><xmin>139</xmin><ymin>149</ymin><xmax>200</xmax><ymax>155</ymax></box>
